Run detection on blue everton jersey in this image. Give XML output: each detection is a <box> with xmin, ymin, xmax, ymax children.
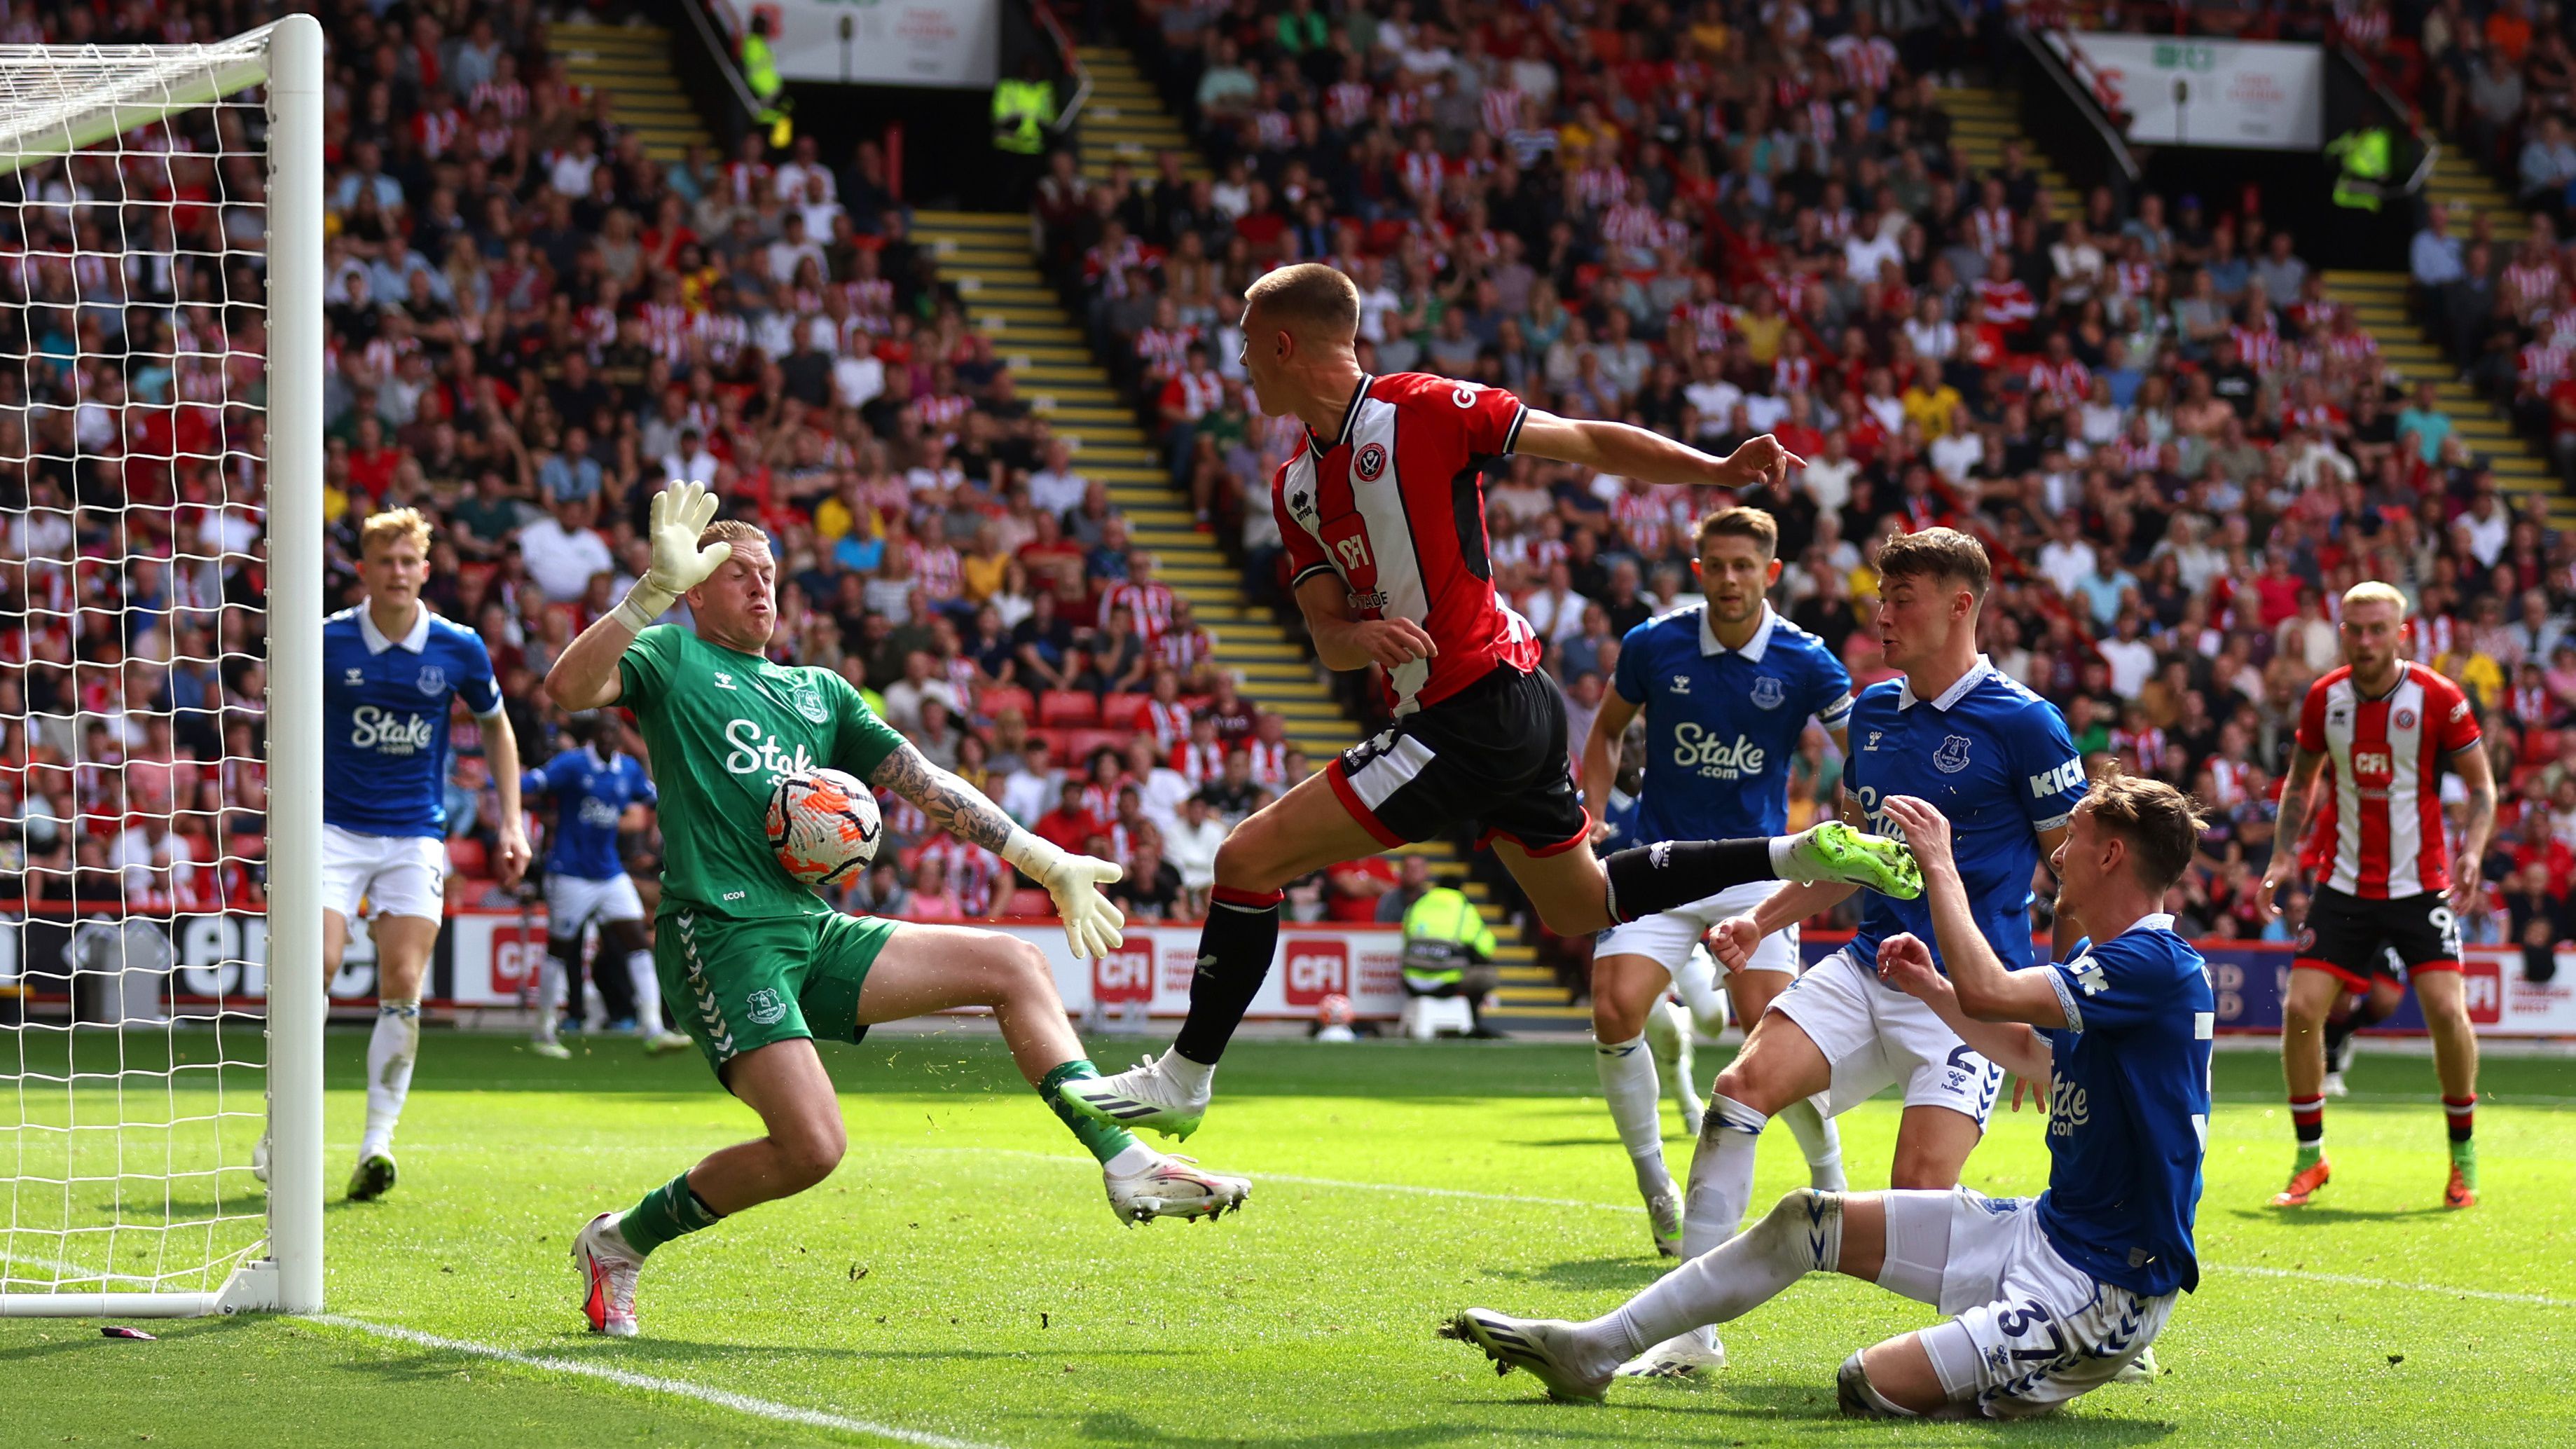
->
<box><xmin>322</xmin><ymin>605</ymin><xmax>502</xmax><ymax>837</ymax></box>
<box><xmin>1843</xmin><ymin>657</ymin><xmax>2085</xmax><ymax>973</ymax></box>
<box><xmin>1612</xmin><ymin>605</ymin><xmax>1853</xmax><ymax>842</ymax></box>
<box><xmin>2035</xmin><ymin>915</ymin><xmax>2213</xmax><ymax>1298</ymax></box>
<box><xmin>525</xmin><ymin>746</ymin><xmax>655</xmax><ymax>880</ymax></box>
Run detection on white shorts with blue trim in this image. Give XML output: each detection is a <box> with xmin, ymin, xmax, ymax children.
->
<box><xmin>1593</xmin><ymin>881</ymin><xmax>1802</xmax><ymax>976</ymax></box>
<box><xmin>1878</xmin><ymin>1188</ymin><xmax>2177</xmax><ymax>1418</ymax></box>
<box><xmin>320</xmin><ymin>824</ymin><xmax>446</xmax><ymax>923</ymax></box>
<box><xmin>545</xmin><ymin>872</ymin><xmax>645</xmax><ymax>935</ymax></box>
<box><xmin>1768</xmin><ymin>948</ymin><xmax>2004</xmax><ymax>1126</ymax></box>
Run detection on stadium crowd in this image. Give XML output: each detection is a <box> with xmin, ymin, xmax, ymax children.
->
<box><xmin>11</xmin><ymin>0</ymin><xmax>2576</xmax><ymax>995</ymax></box>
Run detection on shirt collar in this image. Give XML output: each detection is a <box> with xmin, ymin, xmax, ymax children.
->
<box><xmin>1698</xmin><ymin>603</ymin><xmax>1779</xmax><ymax>661</ymax></box>
<box><xmin>357</xmin><ymin>602</ymin><xmax>430</xmax><ymax>654</ymax></box>
<box><xmin>1309</xmin><ymin>372</ymin><xmax>1375</xmax><ymax>455</ymax></box>
<box><xmin>1896</xmin><ymin>654</ymin><xmax>1995</xmax><ymax>711</ymax></box>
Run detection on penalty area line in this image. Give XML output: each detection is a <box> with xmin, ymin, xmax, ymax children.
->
<box><xmin>2203</xmin><ymin>1265</ymin><xmax>2576</xmax><ymax>1307</ymax></box>
<box><xmin>305</xmin><ymin>1314</ymin><xmax>1009</xmax><ymax>1449</ymax></box>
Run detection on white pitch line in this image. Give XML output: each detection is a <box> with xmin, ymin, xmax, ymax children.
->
<box><xmin>2204</xmin><ymin>1265</ymin><xmax>2575</xmax><ymax>1307</ymax></box>
<box><xmin>305</xmin><ymin>1314</ymin><xmax>1008</xmax><ymax>1449</ymax></box>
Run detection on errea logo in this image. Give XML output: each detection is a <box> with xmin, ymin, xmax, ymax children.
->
<box><xmin>2027</xmin><ymin>757</ymin><xmax>2084</xmax><ymax>799</ymax></box>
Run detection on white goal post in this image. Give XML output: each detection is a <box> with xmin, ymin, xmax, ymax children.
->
<box><xmin>0</xmin><ymin>15</ymin><xmax>319</xmax><ymax>1317</ymax></box>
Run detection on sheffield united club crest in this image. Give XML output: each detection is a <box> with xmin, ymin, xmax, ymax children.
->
<box><xmin>1354</xmin><ymin>441</ymin><xmax>1388</xmax><ymax>481</ymax></box>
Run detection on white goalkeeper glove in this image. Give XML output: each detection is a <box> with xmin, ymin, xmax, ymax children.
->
<box><xmin>614</xmin><ymin>479</ymin><xmax>733</xmax><ymax>631</ymax></box>
<box><xmin>1003</xmin><ymin>827</ymin><xmax>1127</xmax><ymax>959</ymax></box>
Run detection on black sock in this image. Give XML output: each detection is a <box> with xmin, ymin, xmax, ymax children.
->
<box><xmin>1173</xmin><ymin>886</ymin><xmax>1283</xmax><ymax>1065</ymax></box>
<box><xmin>1603</xmin><ymin>839</ymin><xmax>1777</xmax><ymax>924</ymax></box>
<box><xmin>2324</xmin><ymin>993</ymin><xmax>2395</xmax><ymax>1071</ymax></box>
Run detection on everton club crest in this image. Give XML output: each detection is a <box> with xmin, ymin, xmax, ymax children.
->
<box><xmin>1933</xmin><ymin>734</ymin><xmax>1973</xmax><ymax>774</ymax></box>
<box><xmin>1750</xmin><ymin>675</ymin><xmax>1786</xmax><ymax>710</ymax></box>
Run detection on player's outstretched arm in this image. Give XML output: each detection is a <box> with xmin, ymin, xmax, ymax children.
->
<box><xmin>1515</xmin><ymin>410</ymin><xmax>1804</xmax><ymax>490</ymax></box>
<box><xmin>483</xmin><ymin>706</ymin><xmax>530</xmax><ymax>888</ymax></box>
<box><xmin>546</xmin><ymin>481</ymin><xmax>735</xmax><ymax>710</ymax></box>
<box><xmin>1877</xmin><ymin>795</ymin><xmax>2067</xmax><ymax>1029</ymax></box>
<box><xmin>869</xmin><ymin>742</ymin><xmax>1127</xmax><ymax>958</ymax></box>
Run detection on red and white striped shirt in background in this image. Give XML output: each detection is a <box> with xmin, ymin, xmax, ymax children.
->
<box><xmin>1099</xmin><ymin>577</ymin><xmax>1177</xmax><ymax>641</ymax></box>
<box><xmin>1160</xmin><ymin>368</ymin><xmax>1224</xmax><ymax>423</ymax></box>
<box><xmin>2322</xmin><ymin>329</ymin><xmax>2378</xmax><ymax>369</ymax></box>
<box><xmin>1144</xmin><ymin>699</ymin><xmax>1194</xmax><ymax>750</ymax></box>
<box><xmin>1178</xmin><ymin>739</ymin><xmax>1226</xmax><ymax>788</ymax></box>
<box><xmin>909</xmin><ymin>540</ymin><xmax>962</xmax><ymax>600</ymax></box>
<box><xmin>2026</xmin><ymin>356</ymin><xmax>2090</xmax><ymax>404</ymax></box>
<box><xmin>2110</xmin><ymin>258</ymin><xmax>2154</xmax><ymax>301</ymax></box>
<box><xmin>1673</xmin><ymin>298</ymin><xmax>1730</xmax><ymax>348</ymax></box>
<box><xmin>471</xmin><ymin>78</ymin><xmax>527</xmax><ymax>121</ymax></box>
<box><xmin>2296</xmin><ymin>661</ymin><xmax>2481</xmax><ymax>899</ymax></box>
<box><xmin>474</xmin><ymin>121</ymin><xmax>513</xmax><ymax>162</ymax></box>
<box><xmin>2505</xmin><ymin>261</ymin><xmax>2558</xmax><ymax>318</ymax></box>
<box><xmin>2337</xmin><ymin>3</ymin><xmax>2391</xmax><ymax>49</ymax></box>
<box><xmin>1602</xmin><ymin>201</ymin><xmax>1662</xmax><ymax>253</ymax></box>
<box><xmin>917</xmin><ymin>835</ymin><xmax>1003</xmax><ymax>915</ymax></box>
<box><xmin>691</xmin><ymin>310</ymin><xmax>748</xmax><ymax>369</ymax></box>
<box><xmin>413</xmin><ymin>104</ymin><xmax>461</xmax><ymax>159</ymax></box>
<box><xmin>1325</xmin><ymin>81</ymin><xmax>1373</xmax><ymax>128</ymax></box>
<box><xmin>1773</xmin><ymin>352</ymin><xmax>1816</xmax><ymax>395</ymax></box>
<box><xmin>640</xmin><ymin>300</ymin><xmax>691</xmax><ymax>364</ymax></box>
<box><xmin>1828</xmin><ymin>32</ymin><xmax>1899</xmax><ymax>90</ymax></box>
<box><xmin>1975</xmin><ymin>277</ymin><xmax>2037</xmax><ymax>327</ymax></box>
<box><xmin>1480</xmin><ymin>85</ymin><xmax>1524</xmax><ymax>138</ymax></box>
<box><xmin>2207</xmin><ymin>756</ymin><xmax>2251</xmax><ymax>810</ymax></box>
<box><xmin>1244</xmin><ymin>739</ymin><xmax>1289</xmax><ymax>788</ymax></box>
<box><xmin>1155</xmin><ymin>626</ymin><xmax>1213</xmax><ymax>678</ymax></box>
<box><xmin>1400</xmin><ymin>149</ymin><xmax>1447</xmax><ymax>199</ymax></box>
<box><xmin>2229</xmin><ymin>324</ymin><xmax>2284</xmax><ymax>373</ymax></box>
<box><xmin>2414</xmin><ymin>610</ymin><xmax>2458</xmax><ymax>660</ymax></box>
<box><xmin>1574</xmin><ymin>164</ymin><xmax>1627</xmax><ymax>212</ymax></box>
<box><xmin>1970</xmin><ymin>205</ymin><xmax>2016</xmax><ymax>257</ymax></box>
<box><xmin>1134</xmin><ymin>324</ymin><xmax>1198</xmax><ymax>379</ymax></box>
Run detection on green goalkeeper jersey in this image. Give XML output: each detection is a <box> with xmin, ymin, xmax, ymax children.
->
<box><xmin>617</xmin><ymin>624</ymin><xmax>907</xmax><ymax>921</ymax></box>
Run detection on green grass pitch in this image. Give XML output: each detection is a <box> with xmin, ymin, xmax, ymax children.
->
<box><xmin>6</xmin><ymin>1030</ymin><xmax>2576</xmax><ymax>1446</ymax></box>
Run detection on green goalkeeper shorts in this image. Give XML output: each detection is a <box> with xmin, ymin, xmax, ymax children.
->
<box><xmin>653</xmin><ymin>908</ymin><xmax>900</xmax><ymax>1079</ymax></box>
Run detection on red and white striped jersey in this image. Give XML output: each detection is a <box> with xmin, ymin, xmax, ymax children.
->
<box><xmin>1098</xmin><ymin>577</ymin><xmax>1176</xmax><ymax>641</ymax></box>
<box><xmin>1274</xmin><ymin>372</ymin><xmax>1541</xmax><ymax>715</ymax></box>
<box><xmin>2296</xmin><ymin>662</ymin><xmax>2481</xmax><ymax>899</ymax></box>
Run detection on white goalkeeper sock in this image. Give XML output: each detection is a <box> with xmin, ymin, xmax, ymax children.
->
<box><xmin>535</xmin><ymin>953</ymin><xmax>566</xmax><ymax>1043</ymax></box>
<box><xmin>1781</xmin><ymin>1097</ymin><xmax>1846</xmax><ymax>1190</ymax></box>
<box><xmin>627</xmin><ymin>949</ymin><xmax>662</xmax><ymax>1034</ymax></box>
<box><xmin>1596</xmin><ymin>1188</ymin><xmax>1845</xmax><ymax>1358</ymax></box>
<box><xmin>361</xmin><ymin>998</ymin><xmax>420</xmax><ymax>1161</ymax></box>
<box><xmin>1593</xmin><ymin>1033</ymin><xmax>1670</xmax><ymax>1196</ymax></box>
<box><xmin>1669</xmin><ymin>948</ymin><xmax>1728</xmax><ymax>1034</ymax></box>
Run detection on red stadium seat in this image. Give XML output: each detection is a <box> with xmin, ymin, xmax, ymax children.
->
<box><xmin>1063</xmin><ymin>728</ymin><xmax>1127</xmax><ymax>762</ymax></box>
<box><xmin>1098</xmin><ymin>692</ymin><xmax>1148</xmax><ymax>728</ymax></box>
<box><xmin>979</xmin><ymin>685</ymin><xmax>1035</xmax><ymax>723</ymax></box>
<box><xmin>1026</xmin><ymin>726</ymin><xmax>1073</xmax><ymax>760</ymax></box>
<box><xmin>446</xmin><ymin>839</ymin><xmax>487</xmax><ymax>879</ymax></box>
<box><xmin>1006</xmin><ymin>888</ymin><xmax>1053</xmax><ymax>918</ymax></box>
<box><xmin>1039</xmin><ymin>690</ymin><xmax>1098</xmax><ymax>727</ymax></box>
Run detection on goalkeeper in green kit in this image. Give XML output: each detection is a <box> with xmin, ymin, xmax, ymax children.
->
<box><xmin>546</xmin><ymin>481</ymin><xmax>1251</xmax><ymax>1338</ymax></box>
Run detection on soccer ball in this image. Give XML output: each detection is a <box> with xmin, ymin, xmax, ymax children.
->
<box><xmin>765</xmin><ymin>767</ymin><xmax>883</xmax><ymax>887</ymax></box>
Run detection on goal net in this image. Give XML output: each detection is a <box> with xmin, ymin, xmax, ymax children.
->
<box><xmin>0</xmin><ymin>16</ymin><xmax>322</xmax><ymax>1318</ymax></box>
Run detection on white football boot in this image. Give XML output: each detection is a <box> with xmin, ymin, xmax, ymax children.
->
<box><xmin>1441</xmin><ymin>1308</ymin><xmax>1617</xmax><ymax>1403</ymax></box>
<box><xmin>1644</xmin><ymin>998</ymin><xmax>1704</xmax><ymax>1137</ymax></box>
<box><xmin>1644</xmin><ymin>1182</ymin><xmax>1684</xmax><ymax>1258</ymax></box>
<box><xmin>572</xmin><ymin>1211</ymin><xmax>642</xmax><ymax>1337</ymax></box>
<box><xmin>642</xmin><ymin>1029</ymin><xmax>694</xmax><ymax>1055</ymax></box>
<box><xmin>530</xmin><ymin>1038</ymin><xmax>572</xmax><ymax>1060</ymax></box>
<box><xmin>2321</xmin><ymin>1070</ymin><xmax>2349</xmax><ymax>1099</ymax></box>
<box><xmin>1616</xmin><ymin>1327</ymin><xmax>1728</xmax><ymax>1381</ymax></box>
<box><xmin>1103</xmin><ymin>1152</ymin><xmax>1249</xmax><ymax>1224</ymax></box>
<box><xmin>1059</xmin><ymin>1051</ymin><xmax>1210</xmax><ymax>1141</ymax></box>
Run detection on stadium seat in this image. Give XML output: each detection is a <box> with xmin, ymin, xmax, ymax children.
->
<box><xmin>1098</xmin><ymin>692</ymin><xmax>1148</xmax><ymax>728</ymax></box>
<box><xmin>446</xmin><ymin>838</ymin><xmax>487</xmax><ymax>879</ymax></box>
<box><xmin>1005</xmin><ymin>887</ymin><xmax>1052</xmax><ymax>918</ymax></box>
<box><xmin>1039</xmin><ymin>690</ymin><xmax>1098</xmax><ymax>727</ymax></box>
<box><xmin>979</xmin><ymin>685</ymin><xmax>1035</xmax><ymax>722</ymax></box>
<box><xmin>1063</xmin><ymin>727</ymin><xmax>1127</xmax><ymax>762</ymax></box>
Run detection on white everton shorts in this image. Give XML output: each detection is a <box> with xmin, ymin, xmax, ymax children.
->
<box><xmin>1770</xmin><ymin>948</ymin><xmax>2004</xmax><ymax>1126</ymax></box>
<box><xmin>1878</xmin><ymin>1188</ymin><xmax>2176</xmax><ymax>1418</ymax></box>
<box><xmin>320</xmin><ymin>824</ymin><xmax>447</xmax><ymax>923</ymax></box>
<box><xmin>546</xmin><ymin>872</ymin><xmax>645</xmax><ymax>935</ymax></box>
<box><xmin>1594</xmin><ymin>881</ymin><xmax>1801</xmax><ymax>975</ymax></box>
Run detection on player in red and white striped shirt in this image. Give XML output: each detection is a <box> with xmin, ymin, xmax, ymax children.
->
<box><xmin>2258</xmin><ymin>582</ymin><xmax>2496</xmax><ymax>1210</ymax></box>
<box><xmin>1056</xmin><ymin>262</ymin><xmax>1913</xmax><ymax>1144</ymax></box>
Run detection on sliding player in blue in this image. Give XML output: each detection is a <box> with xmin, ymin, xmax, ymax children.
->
<box><xmin>1446</xmin><ymin>773</ymin><xmax>2212</xmax><ymax>1419</ymax></box>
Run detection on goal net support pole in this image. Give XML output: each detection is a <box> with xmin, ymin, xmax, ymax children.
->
<box><xmin>0</xmin><ymin>13</ymin><xmax>322</xmax><ymax>1319</ymax></box>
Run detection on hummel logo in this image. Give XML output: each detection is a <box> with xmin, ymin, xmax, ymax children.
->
<box><xmin>1670</xmin><ymin>674</ymin><xmax>1691</xmax><ymax>694</ymax></box>
<box><xmin>713</xmin><ymin>671</ymin><xmax>736</xmax><ymax>689</ymax></box>
<box><xmin>344</xmin><ymin>667</ymin><xmax>366</xmax><ymax>685</ymax></box>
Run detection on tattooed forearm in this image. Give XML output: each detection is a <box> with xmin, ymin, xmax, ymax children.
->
<box><xmin>869</xmin><ymin>742</ymin><xmax>1017</xmax><ymax>852</ymax></box>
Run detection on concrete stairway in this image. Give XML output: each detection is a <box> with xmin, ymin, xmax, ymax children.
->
<box><xmin>549</xmin><ymin>21</ymin><xmax>714</xmax><ymax>166</ymax></box>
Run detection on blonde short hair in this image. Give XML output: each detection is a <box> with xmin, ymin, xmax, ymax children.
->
<box><xmin>2342</xmin><ymin>580</ymin><xmax>2409</xmax><ymax>617</ymax></box>
<box><xmin>360</xmin><ymin>507</ymin><xmax>432</xmax><ymax>556</ymax></box>
<box><xmin>1243</xmin><ymin>262</ymin><xmax>1360</xmax><ymax>339</ymax></box>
